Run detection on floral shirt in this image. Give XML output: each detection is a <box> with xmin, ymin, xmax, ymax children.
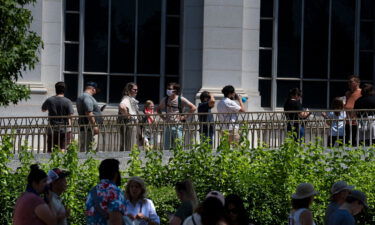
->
<box><xmin>86</xmin><ymin>179</ymin><xmax>127</xmax><ymax>225</ymax></box>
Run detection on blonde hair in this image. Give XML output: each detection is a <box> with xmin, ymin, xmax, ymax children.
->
<box><xmin>125</xmin><ymin>176</ymin><xmax>147</xmax><ymax>202</ymax></box>
<box><xmin>145</xmin><ymin>100</ymin><xmax>154</xmax><ymax>108</ymax></box>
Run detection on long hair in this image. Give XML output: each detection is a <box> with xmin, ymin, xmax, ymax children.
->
<box><xmin>331</xmin><ymin>97</ymin><xmax>344</xmax><ymax>116</ymax></box>
<box><xmin>27</xmin><ymin>164</ymin><xmax>47</xmax><ymax>186</ymax></box>
<box><xmin>175</xmin><ymin>179</ymin><xmax>198</xmax><ymax>210</ymax></box>
<box><xmin>125</xmin><ymin>177</ymin><xmax>147</xmax><ymax>202</ymax></box>
<box><xmin>291</xmin><ymin>196</ymin><xmax>312</xmax><ymax>210</ymax></box>
<box><xmin>361</xmin><ymin>83</ymin><xmax>375</xmax><ymax>97</ymax></box>
<box><xmin>225</xmin><ymin>194</ymin><xmax>250</xmax><ymax>225</ymax></box>
<box><xmin>196</xmin><ymin>197</ymin><xmax>226</xmax><ymax>225</ymax></box>
<box><xmin>122</xmin><ymin>82</ymin><xmax>137</xmax><ymax>97</ymax></box>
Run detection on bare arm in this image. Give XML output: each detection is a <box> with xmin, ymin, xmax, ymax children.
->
<box><xmin>34</xmin><ymin>203</ymin><xmax>57</xmax><ymax>225</ymax></box>
<box><xmin>208</xmin><ymin>95</ymin><xmax>215</xmax><ymax>108</ymax></box>
<box><xmin>238</xmin><ymin>97</ymin><xmax>246</xmax><ymax>112</ymax></box>
<box><xmin>108</xmin><ymin>211</ymin><xmax>123</xmax><ymax>225</ymax></box>
<box><xmin>85</xmin><ymin>111</ymin><xmax>99</xmax><ymax>134</ymax></box>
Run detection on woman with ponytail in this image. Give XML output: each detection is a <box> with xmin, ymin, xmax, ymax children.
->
<box><xmin>169</xmin><ymin>179</ymin><xmax>198</xmax><ymax>225</ymax></box>
<box><xmin>13</xmin><ymin>164</ymin><xmax>58</xmax><ymax>225</ymax></box>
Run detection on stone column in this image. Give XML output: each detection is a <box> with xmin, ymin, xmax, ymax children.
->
<box><xmin>198</xmin><ymin>0</ymin><xmax>261</xmax><ymax>110</ymax></box>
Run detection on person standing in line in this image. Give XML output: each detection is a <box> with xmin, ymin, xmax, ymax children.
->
<box><xmin>217</xmin><ymin>85</ymin><xmax>245</xmax><ymax>143</ymax></box>
<box><xmin>198</xmin><ymin>91</ymin><xmax>215</xmax><ymax>145</ymax></box>
<box><xmin>344</xmin><ymin>75</ymin><xmax>362</xmax><ymax>145</ymax></box>
<box><xmin>118</xmin><ymin>82</ymin><xmax>140</xmax><ymax>151</ymax></box>
<box><xmin>143</xmin><ymin>100</ymin><xmax>156</xmax><ymax>148</ymax></box>
<box><xmin>76</xmin><ymin>81</ymin><xmax>103</xmax><ymax>152</ymax></box>
<box><xmin>283</xmin><ymin>88</ymin><xmax>311</xmax><ymax>141</ymax></box>
<box><xmin>157</xmin><ymin>83</ymin><xmax>196</xmax><ymax>149</ymax></box>
<box><xmin>13</xmin><ymin>164</ymin><xmax>58</xmax><ymax>225</ymax></box>
<box><xmin>48</xmin><ymin>168</ymin><xmax>71</xmax><ymax>225</ymax></box>
<box><xmin>322</xmin><ymin>98</ymin><xmax>346</xmax><ymax>147</ymax></box>
<box><xmin>169</xmin><ymin>179</ymin><xmax>198</xmax><ymax>225</ymax></box>
<box><xmin>288</xmin><ymin>183</ymin><xmax>317</xmax><ymax>225</ymax></box>
<box><xmin>327</xmin><ymin>190</ymin><xmax>367</xmax><ymax>225</ymax></box>
<box><xmin>324</xmin><ymin>181</ymin><xmax>354</xmax><ymax>225</ymax></box>
<box><xmin>85</xmin><ymin>159</ymin><xmax>126</xmax><ymax>225</ymax></box>
<box><xmin>41</xmin><ymin>81</ymin><xmax>74</xmax><ymax>152</ymax></box>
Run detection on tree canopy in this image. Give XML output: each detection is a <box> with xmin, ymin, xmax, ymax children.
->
<box><xmin>0</xmin><ymin>0</ymin><xmax>43</xmax><ymax>106</ymax></box>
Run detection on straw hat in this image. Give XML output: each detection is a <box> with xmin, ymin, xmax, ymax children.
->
<box><xmin>292</xmin><ymin>183</ymin><xmax>318</xmax><ymax>199</ymax></box>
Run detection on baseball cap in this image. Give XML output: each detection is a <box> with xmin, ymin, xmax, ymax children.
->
<box><xmin>85</xmin><ymin>81</ymin><xmax>98</xmax><ymax>89</ymax></box>
<box><xmin>331</xmin><ymin>181</ymin><xmax>354</xmax><ymax>195</ymax></box>
<box><xmin>47</xmin><ymin>168</ymin><xmax>70</xmax><ymax>184</ymax></box>
<box><xmin>206</xmin><ymin>191</ymin><xmax>225</xmax><ymax>206</ymax></box>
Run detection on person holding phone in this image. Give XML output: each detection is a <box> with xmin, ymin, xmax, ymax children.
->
<box><xmin>217</xmin><ymin>85</ymin><xmax>245</xmax><ymax>143</ymax></box>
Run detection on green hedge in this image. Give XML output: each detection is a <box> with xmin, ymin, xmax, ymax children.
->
<box><xmin>0</xmin><ymin>134</ymin><xmax>374</xmax><ymax>225</ymax></box>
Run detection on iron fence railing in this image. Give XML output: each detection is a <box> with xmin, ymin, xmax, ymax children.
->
<box><xmin>1</xmin><ymin>110</ymin><xmax>375</xmax><ymax>153</ymax></box>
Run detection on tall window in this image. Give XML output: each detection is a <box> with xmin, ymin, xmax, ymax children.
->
<box><xmin>259</xmin><ymin>0</ymin><xmax>375</xmax><ymax>109</ymax></box>
<box><xmin>63</xmin><ymin>0</ymin><xmax>181</xmax><ymax>104</ymax></box>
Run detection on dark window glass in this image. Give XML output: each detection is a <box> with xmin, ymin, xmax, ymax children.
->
<box><xmin>259</xmin><ymin>50</ymin><xmax>272</xmax><ymax>77</ymax></box>
<box><xmin>83</xmin><ymin>75</ymin><xmax>108</xmax><ymax>102</ymax></box>
<box><xmin>329</xmin><ymin>81</ymin><xmax>348</xmax><ymax>105</ymax></box>
<box><xmin>260</xmin><ymin>20</ymin><xmax>273</xmax><ymax>48</ymax></box>
<box><xmin>166</xmin><ymin>17</ymin><xmax>180</xmax><ymax>45</ymax></box>
<box><xmin>302</xmin><ymin>81</ymin><xmax>327</xmax><ymax>108</ymax></box>
<box><xmin>66</xmin><ymin>0</ymin><xmax>80</xmax><ymax>11</ymax></box>
<box><xmin>137</xmin><ymin>0</ymin><xmax>162</xmax><ymax>74</ymax></box>
<box><xmin>330</xmin><ymin>0</ymin><xmax>355</xmax><ymax>78</ymax></box>
<box><xmin>65</xmin><ymin>13</ymin><xmax>79</xmax><ymax>42</ymax></box>
<box><xmin>137</xmin><ymin>76</ymin><xmax>160</xmax><ymax>104</ymax></box>
<box><xmin>110</xmin><ymin>0</ymin><xmax>136</xmax><ymax>73</ymax></box>
<box><xmin>84</xmin><ymin>0</ymin><xmax>108</xmax><ymax>72</ymax></box>
<box><xmin>261</xmin><ymin>0</ymin><xmax>273</xmax><ymax>18</ymax></box>
<box><xmin>360</xmin><ymin>22</ymin><xmax>374</xmax><ymax>50</ymax></box>
<box><xmin>167</xmin><ymin>0</ymin><xmax>180</xmax><ymax>15</ymax></box>
<box><xmin>64</xmin><ymin>44</ymin><xmax>79</xmax><ymax>71</ymax></box>
<box><xmin>361</xmin><ymin>0</ymin><xmax>374</xmax><ymax>19</ymax></box>
<box><xmin>277</xmin><ymin>0</ymin><xmax>302</xmax><ymax>77</ymax></box>
<box><xmin>165</xmin><ymin>47</ymin><xmax>179</xmax><ymax>75</ymax></box>
<box><xmin>360</xmin><ymin>52</ymin><xmax>374</xmax><ymax>80</ymax></box>
<box><xmin>303</xmin><ymin>0</ymin><xmax>329</xmax><ymax>78</ymax></box>
<box><xmin>64</xmin><ymin>74</ymin><xmax>78</xmax><ymax>101</ymax></box>
<box><xmin>277</xmin><ymin>80</ymin><xmax>300</xmax><ymax>107</ymax></box>
<box><xmin>259</xmin><ymin>79</ymin><xmax>271</xmax><ymax>107</ymax></box>
<box><xmin>109</xmin><ymin>76</ymin><xmax>134</xmax><ymax>103</ymax></box>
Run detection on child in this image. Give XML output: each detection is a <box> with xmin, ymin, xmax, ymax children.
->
<box><xmin>323</xmin><ymin>97</ymin><xmax>346</xmax><ymax>146</ymax></box>
<box><xmin>143</xmin><ymin>100</ymin><xmax>155</xmax><ymax>148</ymax></box>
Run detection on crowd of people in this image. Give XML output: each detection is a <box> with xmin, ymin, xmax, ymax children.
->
<box><xmin>12</xmin><ymin>160</ymin><xmax>368</xmax><ymax>225</ymax></box>
<box><xmin>41</xmin><ymin>75</ymin><xmax>375</xmax><ymax>151</ymax></box>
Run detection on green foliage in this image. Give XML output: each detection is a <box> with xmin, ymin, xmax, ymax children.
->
<box><xmin>1</xmin><ymin>134</ymin><xmax>375</xmax><ymax>224</ymax></box>
<box><xmin>0</xmin><ymin>0</ymin><xmax>43</xmax><ymax>106</ymax></box>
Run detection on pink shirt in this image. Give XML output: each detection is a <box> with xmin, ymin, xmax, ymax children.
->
<box><xmin>13</xmin><ymin>192</ymin><xmax>46</xmax><ymax>225</ymax></box>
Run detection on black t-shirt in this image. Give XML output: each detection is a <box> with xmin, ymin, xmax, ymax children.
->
<box><xmin>354</xmin><ymin>95</ymin><xmax>375</xmax><ymax>117</ymax></box>
<box><xmin>174</xmin><ymin>201</ymin><xmax>193</xmax><ymax>224</ymax></box>
<box><xmin>42</xmin><ymin>96</ymin><xmax>74</xmax><ymax>125</ymax></box>
<box><xmin>198</xmin><ymin>102</ymin><xmax>214</xmax><ymax>122</ymax></box>
<box><xmin>283</xmin><ymin>99</ymin><xmax>303</xmax><ymax>120</ymax></box>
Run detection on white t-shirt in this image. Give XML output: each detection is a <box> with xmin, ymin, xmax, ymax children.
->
<box><xmin>217</xmin><ymin>97</ymin><xmax>241</xmax><ymax>130</ymax></box>
<box><xmin>125</xmin><ymin>199</ymin><xmax>160</xmax><ymax>225</ymax></box>
<box><xmin>119</xmin><ymin>96</ymin><xmax>139</xmax><ymax>121</ymax></box>
<box><xmin>182</xmin><ymin>213</ymin><xmax>202</xmax><ymax>225</ymax></box>
<box><xmin>50</xmin><ymin>192</ymin><xmax>67</xmax><ymax>225</ymax></box>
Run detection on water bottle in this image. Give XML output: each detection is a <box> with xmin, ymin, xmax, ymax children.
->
<box><xmin>242</xmin><ymin>97</ymin><xmax>248</xmax><ymax>103</ymax></box>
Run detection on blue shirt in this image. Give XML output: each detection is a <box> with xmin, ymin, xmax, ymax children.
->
<box><xmin>327</xmin><ymin>208</ymin><xmax>355</xmax><ymax>225</ymax></box>
<box><xmin>86</xmin><ymin>179</ymin><xmax>127</xmax><ymax>225</ymax></box>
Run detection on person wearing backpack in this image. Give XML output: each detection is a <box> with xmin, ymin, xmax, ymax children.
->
<box><xmin>157</xmin><ymin>83</ymin><xmax>196</xmax><ymax>150</ymax></box>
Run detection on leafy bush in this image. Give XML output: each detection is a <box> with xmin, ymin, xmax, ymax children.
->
<box><xmin>0</xmin><ymin>134</ymin><xmax>374</xmax><ymax>225</ymax></box>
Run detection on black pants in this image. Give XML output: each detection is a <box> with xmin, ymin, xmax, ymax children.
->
<box><xmin>345</xmin><ymin>124</ymin><xmax>357</xmax><ymax>145</ymax></box>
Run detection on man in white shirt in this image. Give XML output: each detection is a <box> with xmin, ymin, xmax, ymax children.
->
<box><xmin>217</xmin><ymin>85</ymin><xmax>245</xmax><ymax>143</ymax></box>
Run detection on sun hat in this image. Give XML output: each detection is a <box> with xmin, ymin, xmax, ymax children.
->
<box><xmin>47</xmin><ymin>168</ymin><xmax>70</xmax><ymax>184</ymax></box>
<box><xmin>291</xmin><ymin>183</ymin><xmax>318</xmax><ymax>199</ymax></box>
<box><xmin>331</xmin><ymin>181</ymin><xmax>354</xmax><ymax>195</ymax></box>
<box><xmin>349</xmin><ymin>190</ymin><xmax>368</xmax><ymax>208</ymax></box>
<box><xmin>206</xmin><ymin>191</ymin><xmax>225</xmax><ymax>206</ymax></box>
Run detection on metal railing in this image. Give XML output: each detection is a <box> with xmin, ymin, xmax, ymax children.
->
<box><xmin>1</xmin><ymin>110</ymin><xmax>375</xmax><ymax>153</ymax></box>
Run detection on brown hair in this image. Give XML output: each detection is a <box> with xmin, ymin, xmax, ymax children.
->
<box><xmin>361</xmin><ymin>83</ymin><xmax>375</xmax><ymax>97</ymax></box>
<box><xmin>122</xmin><ymin>82</ymin><xmax>137</xmax><ymax>96</ymax></box>
<box><xmin>331</xmin><ymin>97</ymin><xmax>344</xmax><ymax>116</ymax></box>
<box><xmin>125</xmin><ymin>177</ymin><xmax>147</xmax><ymax>202</ymax></box>
<box><xmin>167</xmin><ymin>82</ymin><xmax>181</xmax><ymax>95</ymax></box>
<box><xmin>348</xmin><ymin>75</ymin><xmax>360</xmax><ymax>84</ymax></box>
